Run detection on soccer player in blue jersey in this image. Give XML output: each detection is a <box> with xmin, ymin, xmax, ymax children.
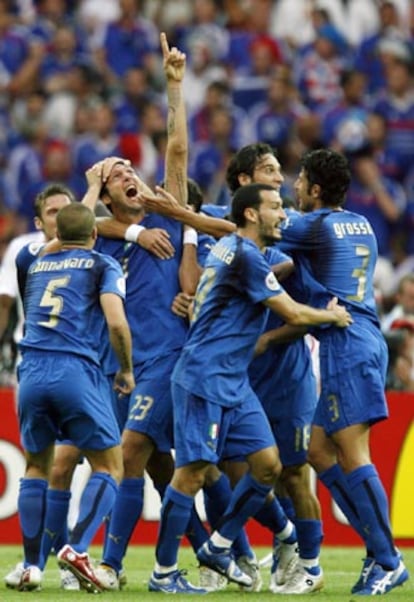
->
<box><xmin>2</xmin><ymin>184</ymin><xmax>91</xmax><ymax>592</ymax></box>
<box><xmin>225</xmin><ymin>143</ymin><xmax>325</xmax><ymax>594</ymax></box>
<box><xmin>14</xmin><ymin>203</ymin><xmax>134</xmax><ymax>592</ymax></box>
<box><xmin>76</xmin><ymin>34</ymin><xmax>212</xmax><ymax>593</ymax></box>
<box><xmin>280</xmin><ymin>148</ymin><xmax>409</xmax><ymax>596</ymax></box>
<box><xmin>145</xmin><ymin>182</ymin><xmax>352</xmax><ymax>593</ymax></box>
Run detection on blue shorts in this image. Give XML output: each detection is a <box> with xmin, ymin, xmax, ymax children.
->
<box><xmin>18</xmin><ymin>352</ymin><xmax>120</xmax><ymax>453</ymax></box>
<box><xmin>123</xmin><ymin>352</ymin><xmax>180</xmax><ymax>453</ymax></box>
<box><xmin>255</xmin><ymin>359</ymin><xmax>317</xmax><ymax>466</ymax></box>
<box><xmin>313</xmin><ymin>323</ymin><xmax>388</xmax><ymax>435</ymax></box>
<box><xmin>172</xmin><ymin>383</ymin><xmax>276</xmax><ymax>468</ymax></box>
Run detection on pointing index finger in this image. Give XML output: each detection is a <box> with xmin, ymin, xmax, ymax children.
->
<box><xmin>160</xmin><ymin>32</ymin><xmax>169</xmax><ymax>58</ymax></box>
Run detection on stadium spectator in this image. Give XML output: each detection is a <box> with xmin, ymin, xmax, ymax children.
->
<box><xmin>381</xmin><ymin>273</ymin><xmax>414</xmax><ymax>333</ymax></box>
<box><xmin>189</xmin><ymin>105</ymin><xmax>236</xmax><ymax>205</ymax></box>
<box><xmin>353</xmin><ymin>0</ymin><xmax>409</xmax><ymax>94</ymax></box>
<box><xmin>92</xmin><ymin>0</ymin><xmax>160</xmax><ymax>88</ymax></box>
<box><xmin>385</xmin><ymin>320</ymin><xmax>414</xmax><ymax>391</ymax></box>
<box><xmin>369</xmin><ymin>48</ymin><xmax>414</xmax><ymax>182</ymax></box>
<box><xmin>345</xmin><ymin>146</ymin><xmax>407</xmax><ymax>260</ymax></box>
<box><xmin>320</xmin><ymin>69</ymin><xmax>369</xmax><ymax>152</ymax></box>
<box><xmin>294</xmin><ymin>23</ymin><xmax>351</xmax><ymax>113</ymax></box>
<box><xmin>247</xmin><ymin>66</ymin><xmax>313</xmax><ymax>169</ymax></box>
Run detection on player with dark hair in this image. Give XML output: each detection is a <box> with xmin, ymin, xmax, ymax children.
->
<box><xmin>143</xmin><ymin>182</ymin><xmax>352</xmax><ymax>593</ymax></box>
<box><xmin>280</xmin><ymin>148</ymin><xmax>409</xmax><ymax>595</ymax></box>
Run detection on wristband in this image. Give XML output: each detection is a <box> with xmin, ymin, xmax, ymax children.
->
<box><xmin>125</xmin><ymin>224</ymin><xmax>145</xmax><ymax>242</ymax></box>
<box><xmin>183</xmin><ymin>227</ymin><xmax>198</xmax><ymax>246</ymax></box>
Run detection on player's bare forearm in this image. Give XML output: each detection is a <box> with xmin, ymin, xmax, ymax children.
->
<box><xmin>110</xmin><ymin>323</ymin><xmax>133</xmax><ymax>374</ymax></box>
<box><xmin>141</xmin><ymin>187</ymin><xmax>235</xmax><ymax>238</ymax></box>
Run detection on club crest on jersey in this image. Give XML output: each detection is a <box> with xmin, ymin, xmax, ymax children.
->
<box><xmin>265</xmin><ymin>271</ymin><xmax>280</xmax><ymax>291</ymax></box>
<box><xmin>117</xmin><ymin>277</ymin><xmax>126</xmax><ymax>295</ymax></box>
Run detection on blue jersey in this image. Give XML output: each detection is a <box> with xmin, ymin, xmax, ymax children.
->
<box><xmin>280</xmin><ymin>208</ymin><xmax>379</xmax><ymax>326</ymax></box>
<box><xmin>249</xmin><ymin>245</ymin><xmax>316</xmax><ymax>391</ymax></box>
<box><xmin>95</xmin><ymin>213</ymin><xmax>187</xmax><ymax>372</ymax></box>
<box><xmin>172</xmin><ymin>233</ymin><xmax>284</xmax><ymax>407</ymax></box>
<box><xmin>16</xmin><ymin>244</ymin><xmax>125</xmax><ymax>366</ymax></box>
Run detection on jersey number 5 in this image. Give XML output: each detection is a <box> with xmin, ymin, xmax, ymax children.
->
<box><xmin>38</xmin><ymin>276</ymin><xmax>71</xmax><ymax>328</ymax></box>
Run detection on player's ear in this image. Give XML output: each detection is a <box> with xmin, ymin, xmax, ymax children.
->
<box><xmin>34</xmin><ymin>216</ymin><xmax>43</xmax><ymax>231</ymax></box>
<box><xmin>238</xmin><ymin>173</ymin><xmax>252</xmax><ymax>186</ymax></box>
<box><xmin>245</xmin><ymin>206</ymin><xmax>258</xmax><ymax>224</ymax></box>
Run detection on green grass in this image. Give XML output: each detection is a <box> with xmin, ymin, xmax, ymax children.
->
<box><xmin>1</xmin><ymin>545</ymin><xmax>413</xmax><ymax>600</ymax></box>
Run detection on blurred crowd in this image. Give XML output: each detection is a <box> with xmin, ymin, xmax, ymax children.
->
<box><xmin>1</xmin><ymin>0</ymin><xmax>414</xmax><ymax>388</ymax></box>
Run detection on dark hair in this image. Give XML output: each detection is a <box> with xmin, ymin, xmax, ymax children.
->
<box><xmin>57</xmin><ymin>203</ymin><xmax>95</xmax><ymax>243</ymax></box>
<box><xmin>231</xmin><ymin>182</ymin><xmax>277</xmax><ymax>227</ymax></box>
<box><xmin>34</xmin><ymin>183</ymin><xmax>76</xmax><ymax>218</ymax></box>
<box><xmin>187</xmin><ymin>178</ymin><xmax>204</xmax><ymax>212</ymax></box>
<box><xmin>226</xmin><ymin>142</ymin><xmax>276</xmax><ymax>193</ymax></box>
<box><xmin>300</xmin><ymin>149</ymin><xmax>351</xmax><ymax>207</ymax></box>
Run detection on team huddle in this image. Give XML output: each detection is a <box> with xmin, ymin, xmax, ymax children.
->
<box><xmin>3</xmin><ymin>33</ymin><xmax>409</xmax><ymax>597</ymax></box>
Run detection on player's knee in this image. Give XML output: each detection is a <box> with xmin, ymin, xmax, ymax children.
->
<box><xmin>122</xmin><ymin>434</ymin><xmax>153</xmax><ymax>476</ymax></box>
<box><xmin>251</xmin><ymin>454</ymin><xmax>282</xmax><ymax>486</ymax></box>
<box><xmin>306</xmin><ymin>446</ymin><xmax>330</xmax><ymax>474</ymax></box>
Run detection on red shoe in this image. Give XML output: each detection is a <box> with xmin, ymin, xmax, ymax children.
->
<box><xmin>57</xmin><ymin>544</ymin><xmax>102</xmax><ymax>594</ymax></box>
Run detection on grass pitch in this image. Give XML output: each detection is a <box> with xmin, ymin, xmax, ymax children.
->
<box><xmin>0</xmin><ymin>544</ymin><xmax>413</xmax><ymax>600</ymax></box>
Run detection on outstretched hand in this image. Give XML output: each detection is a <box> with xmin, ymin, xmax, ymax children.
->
<box><xmin>139</xmin><ymin>186</ymin><xmax>181</xmax><ymax>216</ymax></box>
<box><xmin>160</xmin><ymin>31</ymin><xmax>186</xmax><ymax>83</ymax></box>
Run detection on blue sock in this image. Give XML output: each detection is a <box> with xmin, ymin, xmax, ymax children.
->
<box><xmin>319</xmin><ymin>464</ymin><xmax>366</xmax><ymax>543</ymax></box>
<box><xmin>295</xmin><ymin>518</ymin><xmax>323</xmax><ymax>561</ymax></box>
<box><xmin>278</xmin><ymin>496</ymin><xmax>296</xmax><ymax>522</ymax></box>
<box><xmin>102</xmin><ymin>477</ymin><xmax>144</xmax><ymax>573</ymax></box>
<box><xmin>53</xmin><ymin>521</ymin><xmax>69</xmax><ymax>556</ymax></box>
<box><xmin>40</xmin><ymin>489</ymin><xmax>71</xmax><ymax>569</ymax></box>
<box><xmin>346</xmin><ymin>464</ymin><xmax>398</xmax><ymax>570</ymax></box>
<box><xmin>157</xmin><ymin>483</ymin><xmax>209</xmax><ymax>555</ymax></box>
<box><xmin>204</xmin><ymin>473</ymin><xmax>253</xmax><ymax>559</ymax></box>
<box><xmin>154</xmin><ymin>480</ymin><xmax>209</xmax><ymax>553</ymax></box>
<box><xmin>155</xmin><ymin>485</ymin><xmax>193</xmax><ymax>567</ymax></box>
<box><xmin>18</xmin><ymin>478</ymin><xmax>48</xmax><ymax>566</ymax></box>
<box><xmin>70</xmin><ymin>472</ymin><xmax>118</xmax><ymax>554</ymax></box>
<box><xmin>216</xmin><ymin>473</ymin><xmax>272</xmax><ymax>542</ymax></box>
<box><xmin>255</xmin><ymin>496</ymin><xmax>295</xmax><ymax>541</ymax></box>
<box><xmin>185</xmin><ymin>507</ymin><xmax>209</xmax><ymax>552</ymax></box>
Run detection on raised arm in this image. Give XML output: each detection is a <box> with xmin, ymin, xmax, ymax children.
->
<box><xmin>161</xmin><ymin>32</ymin><xmax>187</xmax><ymax>205</ymax></box>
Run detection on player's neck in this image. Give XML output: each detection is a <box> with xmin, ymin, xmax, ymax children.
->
<box><xmin>237</xmin><ymin>227</ymin><xmax>264</xmax><ymax>250</ymax></box>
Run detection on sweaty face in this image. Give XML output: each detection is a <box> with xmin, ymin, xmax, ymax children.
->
<box><xmin>103</xmin><ymin>163</ymin><xmax>143</xmax><ymax>217</ymax></box>
<box><xmin>36</xmin><ymin>194</ymin><xmax>72</xmax><ymax>241</ymax></box>
<box><xmin>252</xmin><ymin>154</ymin><xmax>284</xmax><ymax>191</ymax></box>
<box><xmin>257</xmin><ymin>189</ymin><xmax>286</xmax><ymax>247</ymax></box>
